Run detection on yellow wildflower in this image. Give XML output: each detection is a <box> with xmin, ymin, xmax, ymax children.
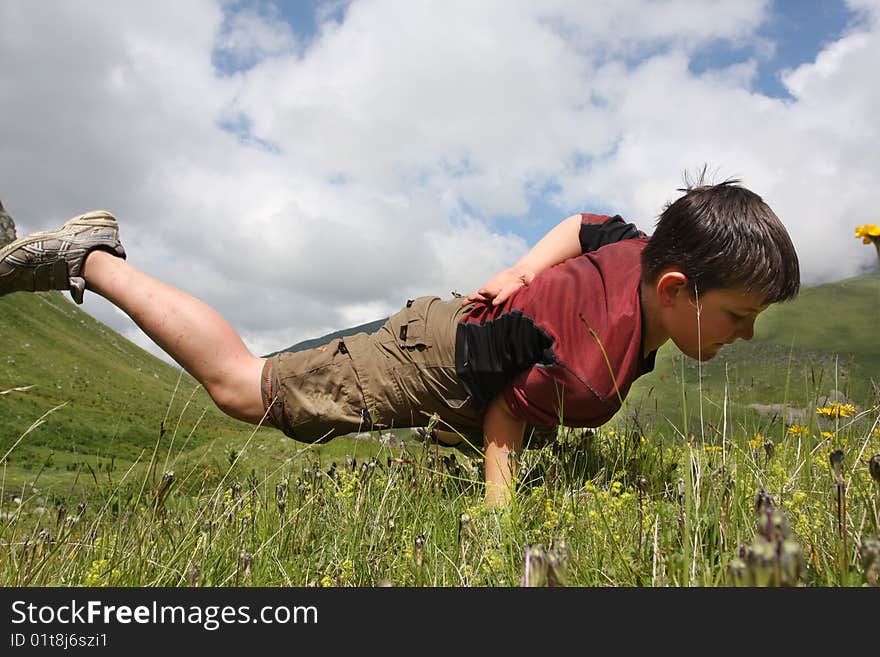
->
<box><xmin>821</xmin><ymin>431</ymin><xmax>835</xmax><ymax>440</ymax></box>
<box><xmin>83</xmin><ymin>559</ymin><xmax>121</xmax><ymax>587</ymax></box>
<box><xmin>481</xmin><ymin>549</ymin><xmax>506</xmax><ymax>575</ymax></box>
<box><xmin>466</xmin><ymin>502</ymin><xmax>491</xmax><ymax>519</ymax></box>
<box><xmin>334</xmin><ymin>469</ymin><xmax>360</xmax><ymax>500</ymax></box>
<box><xmin>542</xmin><ymin>497</ymin><xmax>560</xmax><ymax>534</ymax></box>
<box><xmin>816</xmin><ymin>403</ymin><xmax>856</xmax><ymax>418</ymax></box>
<box><xmin>854</xmin><ymin>223</ymin><xmax>880</xmax><ymax>244</ymax></box>
<box><xmin>340</xmin><ymin>559</ymin><xmax>354</xmax><ymax>583</ymax></box>
<box><xmin>787</xmin><ymin>424</ymin><xmax>809</xmax><ymax>436</ymax></box>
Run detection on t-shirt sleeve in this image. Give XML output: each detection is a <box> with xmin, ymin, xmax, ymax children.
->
<box><xmin>502</xmin><ymin>359</ymin><xmax>620</xmax><ymax>429</ymax></box>
<box><xmin>503</xmin><ymin>367</ymin><xmax>565</xmax><ymax>427</ymax></box>
<box><xmin>579</xmin><ymin>214</ymin><xmax>645</xmax><ymax>254</ymax></box>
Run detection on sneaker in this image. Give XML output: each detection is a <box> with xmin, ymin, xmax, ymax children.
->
<box><xmin>0</xmin><ymin>210</ymin><xmax>126</xmax><ymax>304</ymax></box>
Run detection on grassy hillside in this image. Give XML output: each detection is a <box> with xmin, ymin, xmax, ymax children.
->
<box><xmin>0</xmin><ymin>292</ymin><xmax>280</xmax><ymax>486</ymax></box>
<box><xmin>753</xmin><ymin>273</ymin><xmax>879</xmax><ymax>363</ymax></box>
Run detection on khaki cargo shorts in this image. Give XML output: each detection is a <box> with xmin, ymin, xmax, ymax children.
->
<box><xmin>261</xmin><ymin>296</ymin><xmax>484</xmax><ymax>443</ymax></box>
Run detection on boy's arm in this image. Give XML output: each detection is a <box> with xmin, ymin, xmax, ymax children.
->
<box><xmin>463</xmin><ymin>214</ymin><xmax>584</xmax><ymax>306</ymax></box>
<box><xmin>482</xmin><ymin>392</ymin><xmax>525</xmax><ymax>507</ymax></box>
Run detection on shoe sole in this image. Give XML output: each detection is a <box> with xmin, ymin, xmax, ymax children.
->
<box><xmin>0</xmin><ymin>210</ymin><xmax>118</xmax><ymax>261</ymax></box>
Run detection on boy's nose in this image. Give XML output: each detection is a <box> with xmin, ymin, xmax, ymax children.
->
<box><xmin>736</xmin><ymin>320</ymin><xmax>755</xmax><ymax>341</ymax></box>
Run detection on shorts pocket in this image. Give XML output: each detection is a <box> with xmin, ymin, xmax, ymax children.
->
<box><xmin>270</xmin><ymin>344</ymin><xmax>369</xmax><ymax>443</ymax></box>
<box><xmin>383</xmin><ymin>296</ymin><xmax>436</xmax><ymax>352</ymax></box>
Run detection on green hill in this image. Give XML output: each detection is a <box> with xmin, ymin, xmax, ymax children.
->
<box><xmin>0</xmin><ymin>291</ymin><xmax>254</xmax><ymax>482</ymax></box>
<box><xmin>750</xmin><ymin>273</ymin><xmax>879</xmax><ymax>362</ymax></box>
<box><xmin>270</xmin><ymin>317</ymin><xmax>387</xmax><ymax>355</ymax></box>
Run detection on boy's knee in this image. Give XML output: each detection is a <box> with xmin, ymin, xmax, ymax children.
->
<box><xmin>209</xmin><ymin>389</ymin><xmax>238</xmax><ymax>419</ymax></box>
<box><xmin>204</xmin><ymin>361</ymin><xmax>266</xmax><ymax>424</ymax></box>
<box><xmin>209</xmin><ymin>385</ymin><xmax>264</xmax><ymax>424</ymax></box>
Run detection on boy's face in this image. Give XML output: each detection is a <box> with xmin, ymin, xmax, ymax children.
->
<box><xmin>665</xmin><ymin>285</ymin><xmax>768</xmax><ymax>361</ymax></box>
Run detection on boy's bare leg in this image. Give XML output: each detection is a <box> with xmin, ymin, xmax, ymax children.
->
<box><xmin>82</xmin><ymin>250</ymin><xmax>267</xmax><ymax>424</ymax></box>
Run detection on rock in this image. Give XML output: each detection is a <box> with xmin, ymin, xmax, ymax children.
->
<box><xmin>817</xmin><ymin>389</ymin><xmax>851</xmax><ymax>407</ymax></box>
<box><xmin>378</xmin><ymin>432</ymin><xmax>404</xmax><ymax>449</ymax></box>
<box><xmin>352</xmin><ymin>431</ymin><xmax>404</xmax><ymax>448</ymax></box>
<box><xmin>747</xmin><ymin>403</ymin><xmax>808</xmax><ymax>424</ymax></box>
<box><xmin>0</xmin><ymin>200</ymin><xmax>17</xmax><ymax>248</ymax></box>
<box><xmin>409</xmin><ymin>427</ymin><xmax>433</xmax><ymax>442</ymax></box>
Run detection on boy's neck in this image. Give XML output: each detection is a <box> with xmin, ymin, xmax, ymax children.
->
<box><xmin>639</xmin><ymin>280</ymin><xmax>668</xmax><ymax>357</ymax></box>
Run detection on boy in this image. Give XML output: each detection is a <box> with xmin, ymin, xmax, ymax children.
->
<box><xmin>0</xmin><ymin>180</ymin><xmax>800</xmax><ymax>505</ymax></box>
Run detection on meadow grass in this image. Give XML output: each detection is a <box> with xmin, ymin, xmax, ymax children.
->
<box><xmin>2</xmin><ymin>365</ymin><xmax>878</xmax><ymax>587</ymax></box>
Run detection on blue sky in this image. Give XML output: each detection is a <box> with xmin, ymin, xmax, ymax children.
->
<box><xmin>2</xmin><ymin>0</ymin><xmax>878</xmax><ymax>360</ymax></box>
<box><xmin>692</xmin><ymin>0</ymin><xmax>856</xmax><ymax>98</ymax></box>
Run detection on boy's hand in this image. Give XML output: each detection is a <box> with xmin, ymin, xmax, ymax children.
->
<box><xmin>463</xmin><ymin>266</ymin><xmax>536</xmax><ymax>306</ymax></box>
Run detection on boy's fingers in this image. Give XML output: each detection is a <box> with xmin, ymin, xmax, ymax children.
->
<box><xmin>491</xmin><ymin>283</ymin><xmax>520</xmax><ymax>305</ymax></box>
<box><xmin>463</xmin><ymin>280</ymin><xmax>514</xmax><ymax>306</ymax></box>
<box><xmin>462</xmin><ymin>291</ymin><xmax>490</xmax><ymax>305</ymax></box>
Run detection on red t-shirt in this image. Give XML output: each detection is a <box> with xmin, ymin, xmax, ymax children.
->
<box><xmin>455</xmin><ymin>214</ymin><xmax>656</xmax><ymax>427</ymax></box>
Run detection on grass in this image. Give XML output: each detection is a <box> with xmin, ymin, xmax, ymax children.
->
<box><xmin>1</xmin><ymin>365</ymin><xmax>878</xmax><ymax>586</ymax></box>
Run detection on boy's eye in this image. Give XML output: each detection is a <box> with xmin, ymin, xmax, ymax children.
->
<box><xmin>728</xmin><ymin>311</ymin><xmax>747</xmax><ymax>321</ymax></box>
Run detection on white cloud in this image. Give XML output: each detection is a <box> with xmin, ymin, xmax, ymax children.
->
<box><xmin>215</xmin><ymin>5</ymin><xmax>297</xmax><ymax>69</ymax></box>
<box><xmin>1</xmin><ymin>0</ymin><xmax>878</xmax><ymax>364</ymax></box>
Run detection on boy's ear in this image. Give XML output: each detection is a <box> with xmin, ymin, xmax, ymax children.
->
<box><xmin>656</xmin><ymin>271</ymin><xmax>688</xmax><ymax>307</ymax></box>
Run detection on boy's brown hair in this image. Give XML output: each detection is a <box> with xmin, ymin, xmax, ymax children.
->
<box><xmin>641</xmin><ymin>177</ymin><xmax>800</xmax><ymax>304</ymax></box>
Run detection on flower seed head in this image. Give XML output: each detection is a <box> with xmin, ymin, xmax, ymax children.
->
<box><xmin>829</xmin><ymin>449</ymin><xmax>845</xmax><ymax>482</ymax></box>
<box><xmin>754</xmin><ymin>488</ymin><xmax>774</xmax><ymax>515</ymax></box>
<box><xmin>239</xmin><ymin>550</ymin><xmax>253</xmax><ymax>577</ymax></box>
<box><xmin>188</xmin><ymin>562</ymin><xmax>200</xmax><ymax>587</ymax></box>
<box><xmin>858</xmin><ymin>533</ymin><xmax>880</xmax><ymax>586</ymax></box>
<box><xmin>159</xmin><ymin>470</ymin><xmax>174</xmax><ymax>490</ymax></box>
<box><xmin>414</xmin><ymin>534</ymin><xmax>425</xmax><ymax>568</ymax></box>
<box><xmin>869</xmin><ymin>454</ymin><xmax>880</xmax><ymax>484</ymax></box>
